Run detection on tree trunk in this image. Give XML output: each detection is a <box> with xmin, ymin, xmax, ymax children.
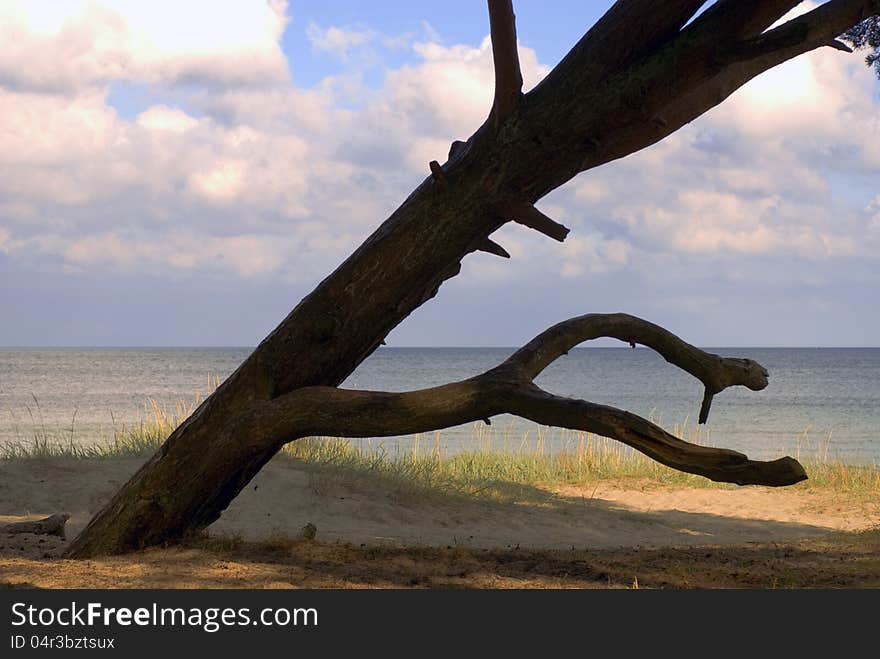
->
<box><xmin>65</xmin><ymin>0</ymin><xmax>878</xmax><ymax>557</ymax></box>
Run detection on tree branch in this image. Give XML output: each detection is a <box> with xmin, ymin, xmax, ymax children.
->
<box><xmin>487</xmin><ymin>0</ymin><xmax>523</xmax><ymax>124</ymax></box>
<box><xmin>500</xmin><ymin>313</ymin><xmax>769</xmax><ymax>406</ymax></box>
<box><xmin>828</xmin><ymin>39</ymin><xmax>855</xmax><ymax>52</ymax></box>
<box><xmin>689</xmin><ymin>1</ymin><xmax>804</xmax><ymax>39</ymax></box>
<box><xmin>737</xmin><ymin>0</ymin><xmax>880</xmax><ymax>64</ymax></box>
<box><xmin>544</xmin><ymin>1</ymin><xmax>709</xmax><ymax>89</ymax></box>
<box><xmin>504</xmin><ymin>385</ymin><xmax>806</xmax><ymax>487</ymax></box>
<box><xmin>476</xmin><ymin>238</ymin><xmax>511</xmax><ymax>258</ymax></box>
<box><xmin>247</xmin><ymin>313</ymin><xmax>805</xmax><ymax>487</ymax></box>
<box><xmin>522</xmin><ymin>0</ymin><xmax>880</xmax><ymax>192</ymax></box>
<box><xmin>503</xmin><ymin>202</ymin><xmax>570</xmax><ymax>242</ymax></box>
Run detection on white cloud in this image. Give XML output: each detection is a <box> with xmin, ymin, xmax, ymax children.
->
<box><xmin>557</xmin><ymin>235</ymin><xmax>630</xmax><ymax>277</ymax></box>
<box><xmin>0</xmin><ymin>0</ymin><xmax>290</xmax><ymax>93</ymax></box>
<box><xmin>61</xmin><ymin>231</ymin><xmax>283</xmax><ymax>278</ymax></box>
<box><xmin>556</xmin><ymin>42</ymin><xmax>880</xmax><ymax>271</ymax></box>
<box><xmin>0</xmin><ymin>1</ymin><xmax>877</xmax><ymax>344</ymax></box>
<box><xmin>0</xmin><ymin>89</ymin><xmax>122</xmax><ymax>167</ymax></box>
<box><xmin>136</xmin><ymin>105</ymin><xmax>199</xmax><ymax>132</ymax></box>
<box><xmin>306</xmin><ymin>23</ymin><xmax>376</xmax><ymax>60</ymax></box>
<box><xmin>188</xmin><ymin>158</ymin><xmax>248</xmax><ymax>202</ymax></box>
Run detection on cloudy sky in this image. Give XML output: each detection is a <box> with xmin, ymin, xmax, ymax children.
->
<box><xmin>1</xmin><ymin>1</ymin><xmax>878</xmax><ymax>347</ymax></box>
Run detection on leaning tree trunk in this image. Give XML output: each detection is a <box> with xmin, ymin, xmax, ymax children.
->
<box><xmin>66</xmin><ymin>0</ymin><xmax>878</xmax><ymax>557</ymax></box>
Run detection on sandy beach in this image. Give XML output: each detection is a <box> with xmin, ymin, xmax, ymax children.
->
<box><xmin>1</xmin><ymin>455</ymin><xmax>878</xmax><ymax>588</ymax></box>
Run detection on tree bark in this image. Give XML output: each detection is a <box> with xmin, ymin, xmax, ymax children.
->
<box><xmin>65</xmin><ymin>0</ymin><xmax>878</xmax><ymax>558</ymax></box>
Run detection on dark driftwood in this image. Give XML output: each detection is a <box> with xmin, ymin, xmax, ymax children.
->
<box><xmin>65</xmin><ymin>1</ymin><xmax>876</xmax><ymax>558</ymax></box>
<box><xmin>235</xmin><ymin>313</ymin><xmax>804</xmax><ymax>486</ymax></box>
<box><xmin>3</xmin><ymin>514</ymin><xmax>70</xmax><ymax>538</ymax></box>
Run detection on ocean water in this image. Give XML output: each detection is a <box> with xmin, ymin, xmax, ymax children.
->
<box><xmin>0</xmin><ymin>347</ymin><xmax>877</xmax><ymax>463</ymax></box>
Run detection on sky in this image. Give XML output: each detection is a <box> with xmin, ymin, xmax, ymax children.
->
<box><xmin>0</xmin><ymin>1</ymin><xmax>878</xmax><ymax>348</ymax></box>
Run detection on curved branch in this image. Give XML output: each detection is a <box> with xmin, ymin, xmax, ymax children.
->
<box><xmin>253</xmin><ymin>381</ymin><xmax>804</xmax><ymax>489</ymax></box>
<box><xmin>504</xmin><ymin>385</ymin><xmax>806</xmax><ymax>487</ymax></box>
<box><xmin>500</xmin><ymin>313</ymin><xmax>769</xmax><ymax>409</ymax></box>
<box><xmin>246</xmin><ymin>313</ymin><xmax>805</xmax><ymax>487</ymax></box>
<box><xmin>487</xmin><ymin>0</ymin><xmax>523</xmax><ymax>123</ymax></box>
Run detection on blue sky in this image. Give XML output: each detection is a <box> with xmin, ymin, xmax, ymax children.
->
<box><xmin>277</xmin><ymin>1</ymin><xmax>609</xmax><ymax>87</ymax></box>
<box><xmin>0</xmin><ymin>1</ymin><xmax>878</xmax><ymax>347</ymax></box>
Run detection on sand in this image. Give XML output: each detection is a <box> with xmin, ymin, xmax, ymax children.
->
<box><xmin>1</xmin><ymin>456</ymin><xmax>876</xmax><ymax>563</ymax></box>
<box><xmin>1</xmin><ymin>456</ymin><xmax>878</xmax><ymax>588</ymax></box>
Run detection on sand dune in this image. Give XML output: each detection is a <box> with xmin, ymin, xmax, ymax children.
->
<box><xmin>1</xmin><ymin>456</ymin><xmax>876</xmax><ymax>561</ymax></box>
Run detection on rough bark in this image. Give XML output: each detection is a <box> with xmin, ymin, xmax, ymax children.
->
<box><xmin>65</xmin><ymin>0</ymin><xmax>877</xmax><ymax>557</ymax></box>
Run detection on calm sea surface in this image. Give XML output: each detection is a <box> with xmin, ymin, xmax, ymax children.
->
<box><xmin>0</xmin><ymin>347</ymin><xmax>877</xmax><ymax>462</ymax></box>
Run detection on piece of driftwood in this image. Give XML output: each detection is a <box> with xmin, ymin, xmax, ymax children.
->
<box><xmin>2</xmin><ymin>513</ymin><xmax>70</xmax><ymax>538</ymax></box>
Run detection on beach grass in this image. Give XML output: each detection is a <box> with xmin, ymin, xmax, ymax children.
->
<box><xmin>280</xmin><ymin>429</ymin><xmax>880</xmax><ymax>500</ymax></box>
<box><xmin>0</xmin><ymin>399</ymin><xmax>188</xmax><ymax>460</ymax></box>
<box><xmin>2</xmin><ymin>397</ymin><xmax>878</xmax><ymax>498</ymax></box>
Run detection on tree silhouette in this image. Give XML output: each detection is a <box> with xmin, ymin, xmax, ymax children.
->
<box><xmin>66</xmin><ymin>0</ymin><xmax>880</xmax><ymax>557</ymax></box>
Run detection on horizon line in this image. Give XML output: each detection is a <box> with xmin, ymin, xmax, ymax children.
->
<box><xmin>2</xmin><ymin>345</ymin><xmax>879</xmax><ymax>350</ymax></box>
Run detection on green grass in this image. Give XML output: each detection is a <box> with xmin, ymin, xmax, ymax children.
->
<box><xmin>2</xmin><ymin>397</ymin><xmax>878</xmax><ymax>498</ymax></box>
<box><xmin>0</xmin><ymin>399</ymin><xmax>187</xmax><ymax>459</ymax></box>
<box><xmin>281</xmin><ymin>429</ymin><xmax>880</xmax><ymax>500</ymax></box>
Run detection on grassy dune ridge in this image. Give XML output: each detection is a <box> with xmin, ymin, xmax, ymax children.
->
<box><xmin>2</xmin><ymin>395</ymin><xmax>878</xmax><ymax>499</ymax></box>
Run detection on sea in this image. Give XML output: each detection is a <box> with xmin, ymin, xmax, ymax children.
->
<box><xmin>0</xmin><ymin>347</ymin><xmax>877</xmax><ymax>463</ymax></box>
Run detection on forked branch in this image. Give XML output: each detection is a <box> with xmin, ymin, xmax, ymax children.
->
<box><xmin>502</xmin><ymin>313</ymin><xmax>768</xmax><ymax>424</ymax></box>
<box><xmin>247</xmin><ymin>314</ymin><xmax>805</xmax><ymax>487</ymax></box>
<box><xmin>501</xmin><ymin>313</ymin><xmax>769</xmax><ymax>395</ymax></box>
